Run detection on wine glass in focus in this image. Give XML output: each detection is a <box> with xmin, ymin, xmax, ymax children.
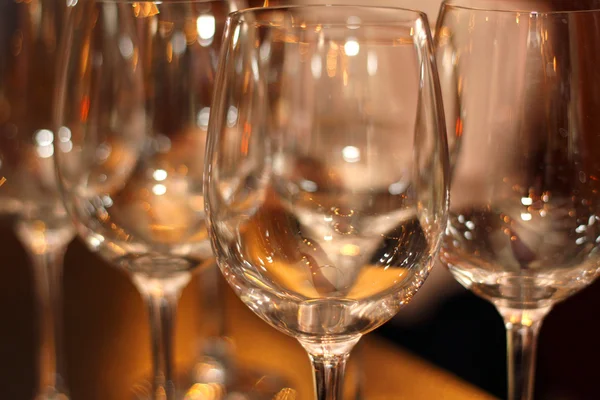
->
<box><xmin>205</xmin><ymin>5</ymin><xmax>448</xmax><ymax>399</ymax></box>
<box><xmin>0</xmin><ymin>1</ymin><xmax>74</xmax><ymax>399</ymax></box>
<box><xmin>436</xmin><ymin>1</ymin><xmax>600</xmax><ymax>399</ymax></box>
<box><xmin>55</xmin><ymin>1</ymin><xmax>233</xmax><ymax>398</ymax></box>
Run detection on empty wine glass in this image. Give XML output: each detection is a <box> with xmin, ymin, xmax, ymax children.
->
<box><xmin>0</xmin><ymin>1</ymin><xmax>73</xmax><ymax>399</ymax></box>
<box><xmin>205</xmin><ymin>5</ymin><xmax>448</xmax><ymax>399</ymax></box>
<box><xmin>436</xmin><ymin>1</ymin><xmax>600</xmax><ymax>399</ymax></box>
<box><xmin>55</xmin><ymin>1</ymin><xmax>234</xmax><ymax>398</ymax></box>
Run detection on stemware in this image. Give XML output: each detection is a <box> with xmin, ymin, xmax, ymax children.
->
<box><xmin>205</xmin><ymin>5</ymin><xmax>448</xmax><ymax>399</ymax></box>
<box><xmin>436</xmin><ymin>1</ymin><xmax>600</xmax><ymax>399</ymax></box>
<box><xmin>0</xmin><ymin>1</ymin><xmax>73</xmax><ymax>399</ymax></box>
<box><xmin>55</xmin><ymin>1</ymin><xmax>234</xmax><ymax>398</ymax></box>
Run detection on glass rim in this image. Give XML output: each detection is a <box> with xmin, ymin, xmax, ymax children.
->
<box><xmin>441</xmin><ymin>0</ymin><xmax>600</xmax><ymax>15</ymax></box>
<box><xmin>228</xmin><ymin>4</ymin><xmax>429</xmax><ymax>27</ymax></box>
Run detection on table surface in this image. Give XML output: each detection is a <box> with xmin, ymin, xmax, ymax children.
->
<box><xmin>224</xmin><ymin>287</ymin><xmax>497</xmax><ymax>400</ymax></box>
<box><xmin>0</xmin><ymin>234</ymin><xmax>496</xmax><ymax>400</ymax></box>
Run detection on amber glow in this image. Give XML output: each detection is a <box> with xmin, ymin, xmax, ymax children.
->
<box><xmin>132</xmin><ymin>3</ymin><xmax>160</xmax><ymax>18</ymax></box>
<box><xmin>241</xmin><ymin>122</ymin><xmax>252</xmax><ymax>155</ymax></box>
<box><xmin>183</xmin><ymin>383</ymin><xmax>224</xmax><ymax>400</ymax></box>
<box><xmin>455</xmin><ymin>117</ymin><xmax>463</xmax><ymax>137</ymax></box>
<box><xmin>80</xmin><ymin>96</ymin><xmax>90</xmax><ymax>122</ymax></box>
<box><xmin>273</xmin><ymin>388</ymin><xmax>298</xmax><ymax>400</ymax></box>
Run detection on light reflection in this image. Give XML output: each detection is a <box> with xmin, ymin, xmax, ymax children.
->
<box><xmin>96</xmin><ymin>143</ymin><xmax>111</xmax><ymax>161</ymax></box>
<box><xmin>35</xmin><ymin>129</ymin><xmax>54</xmax><ymax>159</ymax></box>
<box><xmin>155</xmin><ymin>134</ymin><xmax>172</xmax><ymax>153</ymax></box>
<box><xmin>388</xmin><ymin>181</ymin><xmax>407</xmax><ymax>195</ymax></box>
<box><xmin>197</xmin><ymin>107</ymin><xmax>210</xmax><ymax>128</ymax></box>
<box><xmin>59</xmin><ymin>141</ymin><xmax>73</xmax><ymax>153</ymax></box>
<box><xmin>227</xmin><ymin>106</ymin><xmax>238</xmax><ymax>127</ymax></box>
<box><xmin>102</xmin><ymin>195</ymin><xmax>113</xmax><ymax>207</ymax></box>
<box><xmin>35</xmin><ymin>129</ymin><xmax>54</xmax><ymax>146</ymax></box>
<box><xmin>520</xmin><ymin>212</ymin><xmax>532</xmax><ymax>221</ymax></box>
<box><xmin>340</xmin><ymin>244</ymin><xmax>360</xmax><ymax>256</ymax></box>
<box><xmin>326</xmin><ymin>46</ymin><xmax>337</xmax><ymax>77</ymax></box>
<box><xmin>300</xmin><ymin>179</ymin><xmax>317</xmax><ymax>192</ymax></box>
<box><xmin>36</xmin><ymin>145</ymin><xmax>54</xmax><ymax>159</ymax></box>
<box><xmin>172</xmin><ymin>31</ymin><xmax>187</xmax><ymax>56</ymax></box>
<box><xmin>342</xmin><ymin>145</ymin><xmax>360</xmax><ymax>163</ymax></box>
<box><xmin>88</xmin><ymin>234</ymin><xmax>105</xmax><ymax>248</ymax></box>
<box><xmin>311</xmin><ymin>54</ymin><xmax>322</xmax><ymax>79</ymax></box>
<box><xmin>521</xmin><ymin>197</ymin><xmax>533</xmax><ymax>206</ymax></box>
<box><xmin>58</xmin><ymin>126</ymin><xmax>71</xmax><ymax>142</ymax></box>
<box><xmin>260</xmin><ymin>41</ymin><xmax>271</xmax><ymax>61</ymax></box>
<box><xmin>196</xmin><ymin>15</ymin><xmax>215</xmax><ymax>46</ymax></box>
<box><xmin>152</xmin><ymin>184</ymin><xmax>167</xmax><ymax>196</ymax></box>
<box><xmin>273</xmin><ymin>388</ymin><xmax>298</xmax><ymax>400</ymax></box>
<box><xmin>183</xmin><ymin>382</ymin><xmax>224</xmax><ymax>400</ymax></box>
<box><xmin>118</xmin><ymin>36</ymin><xmax>134</xmax><ymax>59</ymax></box>
<box><xmin>344</xmin><ymin>38</ymin><xmax>360</xmax><ymax>57</ymax></box>
<box><xmin>367</xmin><ymin>51</ymin><xmax>378</xmax><ymax>76</ymax></box>
<box><xmin>233</xmin><ymin>25</ymin><xmax>241</xmax><ymax>46</ymax></box>
<box><xmin>153</xmin><ymin>169</ymin><xmax>168</xmax><ymax>181</ymax></box>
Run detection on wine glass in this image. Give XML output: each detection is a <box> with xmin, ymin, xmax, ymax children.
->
<box><xmin>436</xmin><ymin>1</ymin><xmax>600</xmax><ymax>399</ymax></box>
<box><xmin>205</xmin><ymin>5</ymin><xmax>448</xmax><ymax>399</ymax></box>
<box><xmin>55</xmin><ymin>1</ymin><xmax>234</xmax><ymax>398</ymax></box>
<box><xmin>0</xmin><ymin>1</ymin><xmax>74</xmax><ymax>399</ymax></box>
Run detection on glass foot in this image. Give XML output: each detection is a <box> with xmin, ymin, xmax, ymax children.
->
<box><xmin>132</xmin><ymin>339</ymin><xmax>291</xmax><ymax>400</ymax></box>
<box><xmin>132</xmin><ymin>368</ymin><xmax>289</xmax><ymax>400</ymax></box>
<box><xmin>186</xmin><ymin>356</ymin><xmax>290</xmax><ymax>400</ymax></box>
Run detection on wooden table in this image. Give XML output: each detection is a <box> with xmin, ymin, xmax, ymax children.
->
<box><xmin>0</xmin><ymin>233</ymin><xmax>495</xmax><ymax>400</ymax></box>
<box><xmin>226</xmin><ymin>286</ymin><xmax>496</xmax><ymax>400</ymax></box>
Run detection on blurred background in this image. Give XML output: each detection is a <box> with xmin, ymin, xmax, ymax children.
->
<box><xmin>1</xmin><ymin>0</ymin><xmax>600</xmax><ymax>399</ymax></box>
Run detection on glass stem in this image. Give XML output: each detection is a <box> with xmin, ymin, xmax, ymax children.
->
<box><xmin>301</xmin><ymin>337</ymin><xmax>360</xmax><ymax>400</ymax></box>
<box><xmin>30</xmin><ymin>246</ymin><xmax>68</xmax><ymax>399</ymax></box>
<box><xmin>135</xmin><ymin>275</ymin><xmax>189</xmax><ymax>400</ymax></box>
<box><xmin>496</xmin><ymin>306</ymin><xmax>550</xmax><ymax>400</ymax></box>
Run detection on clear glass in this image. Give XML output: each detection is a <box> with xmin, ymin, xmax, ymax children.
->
<box><xmin>0</xmin><ymin>1</ymin><xmax>74</xmax><ymax>399</ymax></box>
<box><xmin>190</xmin><ymin>263</ymin><xmax>289</xmax><ymax>399</ymax></box>
<box><xmin>55</xmin><ymin>1</ymin><xmax>234</xmax><ymax>399</ymax></box>
<box><xmin>205</xmin><ymin>5</ymin><xmax>449</xmax><ymax>400</ymax></box>
<box><xmin>436</xmin><ymin>1</ymin><xmax>600</xmax><ymax>399</ymax></box>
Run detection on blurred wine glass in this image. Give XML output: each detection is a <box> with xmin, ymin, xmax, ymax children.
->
<box><xmin>436</xmin><ymin>1</ymin><xmax>600</xmax><ymax>399</ymax></box>
<box><xmin>55</xmin><ymin>1</ymin><xmax>237</xmax><ymax>398</ymax></box>
<box><xmin>0</xmin><ymin>1</ymin><xmax>74</xmax><ymax>399</ymax></box>
<box><xmin>205</xmin><ymin>5</ymin><xmax>448</xmax><ymax>399</ymax></box>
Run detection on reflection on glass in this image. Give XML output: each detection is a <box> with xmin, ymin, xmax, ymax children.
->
<box><xmin>205</xmin><ymin>5</ymin><xmax>448</xmax><ymax>400</ymax></box>
<box><xmin>0</xmin><ymin>1</ymin><xmax>74</xmax><ymax>399</ymax></box>
<box><xmin>55</xmin><ymin>1</ymin><xmax>234</xmax><ymax>399</ymax></box>
<box><xmin>437</xmin><ymin>1</ymin><xmax>600</xmax><ymax>399</ymax></box>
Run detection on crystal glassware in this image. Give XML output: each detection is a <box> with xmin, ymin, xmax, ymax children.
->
<box><xmin>436</xmin><ymin>1</ymin><xmax>600</xmax><ymax>398</ymax></box>
<box><xmin>205</xmin><ymin>5</ymin><xmax>449</xmax><ymax>399</ymax></box>
<box><xmin>55</xmin><ymin>1</ymin><xmax>233</xmax><ymax>398</ymax></box>
<box><xmin>0</xmin><ymin>1</ymin><xmax>74</xmax><ymax>398</ymax></box>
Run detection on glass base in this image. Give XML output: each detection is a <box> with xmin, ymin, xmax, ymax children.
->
<box><xmin>133</xmin><ymin>338</ymin><xmax>291</xmax><ymax>400</ymax></box>
<box><xmin>132</xmin><ymin>366</ymin><xmax>289</xmax><ymax>400</ymax></box>
<box><xmin>187</xmin><ymin>357</ymin><xmax>290</xmax><ymax>400</ymax></box>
